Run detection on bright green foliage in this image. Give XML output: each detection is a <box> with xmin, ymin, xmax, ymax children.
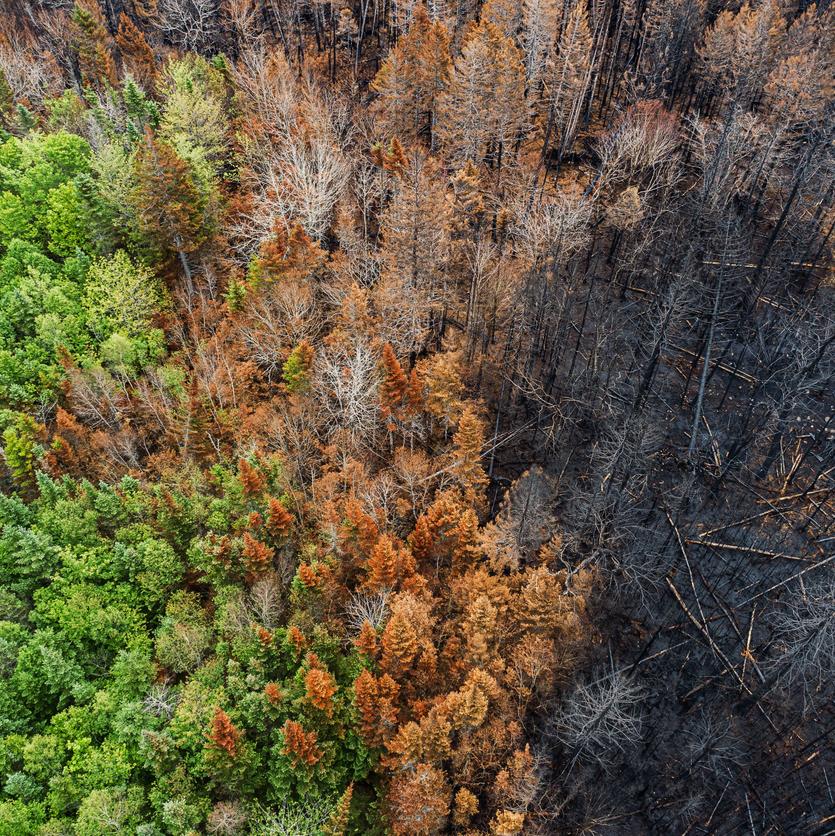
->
<box><xmin>0</xmin><ymin>130</ymin><xmax>171</xmax><ymax>403</ymax></box>
<box><xmin>283</xmin><ymin>341</ymin><xmax>315</xmax><ymax>394</ymax></box>
<box><xmin>158</xmin><ymin>55</ymin><xmax>230</xmax><ymax>178</ymax></box>
<box><xmin>82</xmin><ymin>250</ymin><xmax>168</xmax><ymax>372</ymax></box>
<box><xmin>83</xmin><ymin>250</ymin><xmax>165</xmax><ymax>339</ymax></box>
<box><xmin>0</xmin><ymin>240</ymin><xmax>92</xmax><ymax>404</ymax></box>
<box><xmin>0</xmin><ymin>466</ymin><xmax>369</xmax><ymax>832</ymax></box>
<box><xmin>0</xmin><ymin>132</ymin><xmax>92</xmax><ymax>251</ymax></box>
<box><xmin>1</xmin><ymin>413</ymin><xmax>41</xmax><ymax>496</ymax></box>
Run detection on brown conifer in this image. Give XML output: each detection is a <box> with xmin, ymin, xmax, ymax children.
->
<box><xmin>208</xmin><ymin>708</ymin><xmax>241</xmax><ymax>758</ymax></box>
<box><xmin>354</xmin><ymin>670</ymin><xmax>400</xmax><ymax>747</ymax></box>
<box><xmin>266</xmin><ymin>497</ymin><xmax>293</xmax><ymax>538</ymax></box>
<box><xmin>281</xmin><ymin>719</ymin><xmax>323</xmax><ymax>766</ymax></box>
<box><xmin>242</xmin><ymin>532</ymin><xmax>274</xmax><ymax>575</ymax></box>
<box><xmin>305</xmin><ymin>667</ymin><xmax>338</xmax><ymax>717</ymax></box>
<box><xmin>287</xmin><ymin>625</ymin><xmax>307</xmax><ymax>656</ymax></box>
<box><xmin>451</xmin><ymin>405</ymin><xmax>489</xmax><ymax>496</ymax></box>
<box><xmin>365</xmin><ymin>534</ymin><xmax>400</xmax><ymax>591</ymax></box>
<box><xmin>387</xmin><ymin>763</ymin><xmax>451</xmax><ymax>836</ymax></box>
<box><xmin>371</xmin><ymin>5</ymin><xmax>452</xmax><ymax>145</ymax></box>
<box><xmin>381</xmin><ymin>609</ymin><xmax>419</xmax><ymax>676</ymax></box>
<box><xmin>238</xmin><ymin>457</ymin><xmax>266</xmax><ymax>496</ymax></box>
<box><xmin>264</xmin><ymin>682</ymin><xmax>283</xmax><ymax>706</ymax></box>
<box><xmin>380</xmin><ymin>343</ymin><xmax>409</xmax><ymax>419</ymax></box>
<box><xmin>116</xmin><ymin>13</ymin><xmax>156</xmax><ymax>88</ymax></box>
<box><xmin>71</xmin><ymin>1</ymin><xmax>117</xmax><ymax>89</ymax></box>
<box><xmin>355</xmin><ymin>620</ymin><xmax>380</xmax><ymax>660</ymax></box>
<box><xmin>132</xmin><ymin>130</ymin><xmax>206</xmax><ymax>268</ymax></box>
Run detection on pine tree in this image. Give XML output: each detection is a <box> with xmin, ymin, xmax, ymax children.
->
<box><xmin>340</xmin><ymin>499</ymin><xmax>380</xmax><ymax>566</ymax></box>
<box><xmin>116</xmin><ymin>13</ymin><xmax>156</xmax><ymax>89</ymax></box>
<box><xmin>490</xmin><ymin>810</ymin><xmax>526</xmax><ymax>834</ymax></box>
<box><xmin>453</xmin><ymin>787</ymin><xmax>479</xmax><ymax>826</ymax></box>
<box><xmin>420</xmin><ymin>351</ymin><xmax>465</xmax><ymax>427</ymax></box>
<box><xmin>437</xmin><ymin>20</ymin><xmax>528</xmax><ymax>166</ymax></box>
<box><xmin>380</xmin><ymin>343</ymin><xmax>409</xmax><ymax>420</ymax></box>
<box><xmin>255</xmin><ymin>221</ymin><xmax>325</xmax><ymax>285</ymax></box>
<box><xmin>281</xmin><ymin>719</ymin><xmax>323</xmax><ymax>766</ymax></box>
<box><xmin>132</xmin><ymin>130</ymin><xmax>207</xmax><ymax>285</ymax></box>
<box><xmin>71</xmin><ymin>1</ymin><xmax>117</xmax><ymax>89</ymax></box>
<box><xmin>377</xmin><ymin>150</ymin><xmax>450</xmax><ymax>355</ymax></box>
<box><xmin>371</xmin><ymin>5</ymin><xmax>452</xmax><ymax>146</ymax></box>
<box><xmin>522</xmin><ymin>0</ymin><xmax>561</xmax><ymax>86</ymax></box>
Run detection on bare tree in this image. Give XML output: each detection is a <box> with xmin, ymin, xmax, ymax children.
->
<box><xmin>551</xmin><ymin>668</ymin><xmax>644</xmax><ymax>773</ymax></box>
<box><xmin>769</xmin><ymin>578</ymin><xmax>835</xmax><ymax>710</ymax></box>
<box><xmin>157</xmin><ymin>0</ymin><xmax>220</xmax><ymax>52</ymax></box>
<box><xmin>314</xmin><ymin>339</ymin><xmax>381</xmax><ymax>452</ymax></box>
<box><xmin>247</xmin><ymin>571</ymin><xmax>286</xmax><ymax>628</ymax></box>
<box><xmin>346</xmin><ymin>589</ymin><xmax>390</xmax><ymax>633</ymax></box>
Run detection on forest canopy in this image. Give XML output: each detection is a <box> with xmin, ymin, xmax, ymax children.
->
<box><xmin>0</xmin><ymin>0</ymin><xmax>832</xmax><ymax>834</ymax></box>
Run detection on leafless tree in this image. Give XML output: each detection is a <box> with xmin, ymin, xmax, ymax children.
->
<box><xmin>157</xmin><ymin>0</ymin><xmax>220</xmax><ymax>52</ymax></box>
<box><xmin>314</xmin><ymin>339</ymin><xmax>381</xmax><ymax>452</ymax></box>
<box><xmin>768</xmin><ymin>578</ymin><xmax>835</xmax><ymax>710</ymax></box>
<box><xmin>247</xmin><ymin>572</ymin><xmax>285</xmax><ymax>628</ymax></box>
<box><xmin>143</xmin><ymin>683</ymin><xmax>180</xmax><ymax>719</ymax></box>
<box><xmin>207</xmin><ymin>800</ymin><xmax>248</xmax><ymax>835</ymax></box>
<box><xmin>0</xmin><ymin>37</ymin><xmax>62</xmax><ymax>107</ymax></box>
<box><xmin>346</xmin><ymin>589</ymin><xmax>390</xmax><ymax>633</ymax></box>
<box><xmin>551</xmin><ymin>668</ymin><xmax>644</xmax><ymax>773</ymax></box>
<box><xmin>237</xmin><ymin>282</ymin><xmax>321</xmax><ymax>380</ymax></box>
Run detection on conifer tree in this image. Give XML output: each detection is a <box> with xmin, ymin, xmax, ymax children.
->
<box><xmin>242</xmin><ymin>532</ymin><xmax>274</xmax><ymax>575</ymax></box>
<box><xmin>2</xmin><ymin>414</ymin><xmax>41</xmax><ymax>498</ymax></box>
<box><xmin>380</xmin><ymin>343</ymin><xmax>409</xmax><ymax>420</ymax></box>
<box><xmin>282</xmin><ymin>340</ymin><xmax>315</xmax><ymax>393</ymax></box>
<box><xmin>540</xmin><ymin>0</ymin><xmax>593</xmax><ymax>168</ymax></box>
<box><xmin>354</xmin><ymin>670</ymin><xmax>400</xmax><ymax>747</ymax></box>
<box><xmin>71</xmin><ymin>1</ymin><xmax>117</xmax><ymax>89</ymax></box>
<box><xmin>371</xmin><ymin>4</ymin><xmax>452</xmax><ymax>146</ymax></box>
<box><xmin>238</xmin><ymin>458</ymin><xmax>266</xmax><ymax>496</ymax></box>
<box><xmin>387</xmin><ymin>763</ymin><xmax>451</xmax><ymax>835</ymax></box>
<box><xmin>355</xmin><ymin>620</ymin><xmax>379</xmax><ymax>660</ymax></box>
<box><xmin>451</xmin><ymin>404</ymin><xmax>489</xmax><ymax>498</ymax></box>
<box><xmin>281</xmin><ymin>719</ymin><xmax>323</xmax><ymax>766</ymax></box>
<box><xmin>437</xmin><ymin>20</ymin><xmax>528</xmax><ymax>167</ymax></box>
<box><xmin>323</xmin><ymin>784</ymin><xmax>353</xmax><ymax>836</ymax></box>
<box><xmin>116</xmin><ymin>14</ymin><xmax>157</xmax><ymax>90</ymax></box>
<box><xmin>365</xmin><ymin>533</ymin><xmax>399</xmax><ymax>591</ymax></box>
<box><xmin>208</xmin><ymin>708</ymin><xmax>241</xmax><ymax>758</ymax></box>
<box><xmin>132</xmin><ymin>130</ymin><xmax>207</xmax><ymax>287</ymax></box>
<box><xmin>522</xmin><ymin>0</ymin><xmax>561</xmax><ymax>86</ymax></box>
<box><xmin>305</xmin><ymin>666</ymin><xmax>338</xmax><ymax>717</ymax></box>
<box><xmin>266</xmin><ymin>496</ymin><xmax>293</xmax><ymax>538</ymax></box>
